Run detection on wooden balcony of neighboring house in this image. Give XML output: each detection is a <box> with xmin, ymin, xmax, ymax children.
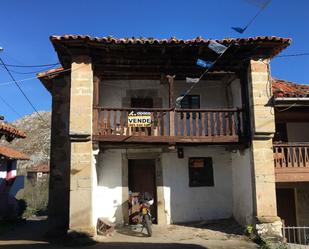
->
<box><xmin>273</xmin><ymin>143</ymin><xmax>309</xmax><ymax>182</ymax></box>
<box><xmin>92</xmin><ymin>107</ymin><xmax>243</xmax><ymax>144</ymax></box>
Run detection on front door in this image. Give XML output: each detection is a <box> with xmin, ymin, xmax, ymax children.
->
<box><xmin>276</xmin><ymin>188</ymin><xmax>297</xmax><ymax>227</ymax></box>
<box><xmin>128</xmin><ymin>159</ymin><xmax>157</xmax><ymax>223</ymax></box>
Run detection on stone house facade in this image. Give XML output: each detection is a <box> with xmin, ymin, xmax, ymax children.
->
<box><xmin>272</xmin><ymin>79</ymin><xmax>309</xmax><ymax>229</ymax></box>
<box><xmin>38</xmin><ymin>35</ymin><xmax>292</xmax><ymax>237</ymax></box>
<box><xmin>0</xmin><ymin>122</ymin><xmax>28</xmax><ymax>219</ymax></box>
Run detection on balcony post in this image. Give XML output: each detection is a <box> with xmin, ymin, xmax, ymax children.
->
<box><xmin>167</xmin><ymin>75</ymin><xmax>176</xmax><ymax>136</ymax></box>
<box><xmin>92</xmin><ymin>76</ymin><xmax>100</xmax><ymax>136</ymax></box>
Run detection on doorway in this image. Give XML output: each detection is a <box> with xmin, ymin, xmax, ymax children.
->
<box><xmin>276</xmin><ymin>188</ymin><xmax>297</xmax><ymax>227</ymax></box>
<box><xmin>131</xmin><ymin>97</ymin><xmax>153</xmax><ymax>108</ymax></box>
<box><xmin>128</xmin><ymin>159</ymin><xmax>157</xmax><ymax>223</ymax></box>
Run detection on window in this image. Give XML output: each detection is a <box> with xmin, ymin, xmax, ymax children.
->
<box><xmin>131</xmin><ymin>97</ymin><xmax>153</xmax><ymax>108</ymax></box>
<box><xmin>180</xmin><ymin>95</ymin><xmax>200</xmax><ymax>109</ymax></box>
<box><xmin>180</xmin><ymin>95</ymin><xmax>200</xmax><ymax>119</ymax></box>
<box><xmin>189</xmin><ymin>157</ymin><xmax>214</xmax><ymax>187</ymax></box>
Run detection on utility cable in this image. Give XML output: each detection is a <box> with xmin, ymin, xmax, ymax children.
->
<box><xmin>0</xmin><ymin>57</ymin><xmax>47</xmax><ymax>123</ymax></box>
<box><xmin>275</xmin><ymin>103</ymin><xmax>297</xmax><ymax>112</ymax></box>
<box><xmin>0</xmin><ymin>65</ymin><xmax>87</xmax><ymax>86</ymax></box>
<box><xmin>276</xmin><ymin>53</ymin><xmax>309</xmax><ymax>58</ymax></box>
<box><xmin>176</xmin><ymin>42</ymin><xmax>234</xmax><ymax>106</ymax></box>
<box><xmin>0</xmin><ymin>94</ymin><xmax>22</xmax><ymax>118</ymax></box>
<box><xmin>0</xmin><ymin>62</ymin><xmax>60</xmax><ymax>68</ymax></box>
<box><xmin>3</xmin><ymin>65</ymin><xmax>58</xmax><ymax>75</ymax></box>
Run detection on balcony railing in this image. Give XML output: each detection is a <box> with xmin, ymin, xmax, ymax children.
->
<box><xmin>273</xmin><ymin>143</ymin><xmax>309</xmax><ymax>182</ymax></box>
<box><xmin>93</xmin><ymin>107</ymin><xmax>243</xmax><ymax>143</ymax></box>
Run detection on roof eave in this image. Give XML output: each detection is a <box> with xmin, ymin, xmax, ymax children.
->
<box><xmin>274</xmin><ymin>97</ymin><xmax>309</xmax><ymax>107</ymax></box>
<box><xmin>49</xmin><ymin>35</ymin><xmax>292</xmax><ymax>67</ymax></box>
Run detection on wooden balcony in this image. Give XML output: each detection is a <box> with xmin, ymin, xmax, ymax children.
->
<box><xmin>93</xmin><ymin>107</ymin><xmax>243</xmax><ymax>144</ymax></box>
<box><xmin>273</xmin><ymin>143</ymin><xmax>309</xmax><ymax>182</ymax></box>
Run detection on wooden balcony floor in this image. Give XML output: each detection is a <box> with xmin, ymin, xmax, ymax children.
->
<box><xmin>93</xmin><ymin>134</ymin><xmax>239</xmax><ymax>144</ymax></box>
<box><xmin>275</xmin><ymin>167</ymin><xmax>309</xmax><ymax>182</ymax></box>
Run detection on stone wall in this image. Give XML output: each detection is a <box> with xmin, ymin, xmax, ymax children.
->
<box><xmin>69</xmin><ymin>56</ymin><xmax>95</xmax><ymax>235</ymax></box>
<box><xmin>47</xmin><ymin>77</ymin><xmax>71</xmax><ymax>235</ymax></box>
<box><xmin>248</xmin><ymin>59</ymin><xmax>280</xmax><ymax>238</ymax></box>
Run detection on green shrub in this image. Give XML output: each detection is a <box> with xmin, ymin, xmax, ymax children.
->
<box><xmin>22</xmin><ymin>176</ymin><xmax>49</xmax><ymax>212</ymax></box>
<box><xmin>22</xmin><ymin>206</ymin><xmax>37</xmax><ymax>219</ymax></box>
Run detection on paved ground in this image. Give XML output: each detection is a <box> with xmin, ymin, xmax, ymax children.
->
<box><xmin>0</xmin><ymin>217</ymin><xmax>259</xmax><ymax>249</ymax></box>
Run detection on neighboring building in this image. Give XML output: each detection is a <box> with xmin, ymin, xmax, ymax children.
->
<box><xmin>38</xmin><ymin>35</ymin><xmax>291</xmax><ymax>237</ymax></box>
<box><xmin>0</xmin><ymin>122</ymin><xmax>28</xmax><ymax>219</ymax></box>
<box><xmin>0</xmin><ymin>121</ymin><xmax>26</xmax><ymax>142</ymax></box>
<box><xmin>27</xmin><ymin>163</ymin><xmax>50</xmax><ymax>182</ymax></box>
<box><xmin>272</xmin><ymin>79</ymin><xmax>309</xmax><ymax>229</ymax></box>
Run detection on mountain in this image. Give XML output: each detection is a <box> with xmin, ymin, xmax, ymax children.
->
<box><xmin>1</xmin><ymin>111</ymin><xmax>51</xmax><ymax>170</ymax></box>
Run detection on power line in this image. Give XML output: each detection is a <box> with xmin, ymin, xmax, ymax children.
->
<box><xmin>0</xmin><ymin>57</ymin><xmax>47</xmax><ymax>123</ymax></box>
<box><xmin>0</xmin><ymin>65</ymin><xmax>86</xmax><ymax>87</ymax></box>
<box><xmin>0</xmin><ymin>62</ymin><xmax>60</xmax><ymax>68</ymax></box>
<box><xmin>1</xmin><ymin>65</ymin><xmax>58</xmax><ymax>75</ymax></box>
<box><xmin>276</xmin><ymin>53</ymin><xmax>309</xmax><ymax>58</ymax></box>
<box><xmin>176</xmin><ymin>42</ymin><xmax>234</xmax><ymax>106</ymax></box>
<box><xmin>232</xmin><ymin>0</ymin><xmax>271</xmax><ymax>33</ymax></box>
<box><xmin>0</xmin><ymin>74</ymin><xmax>43</xmax><ymax>86</ymax></box>
<box><xmin>0</xmin><ymin>94</ymin><xmax>22</xmax><ymax>118</ymax></box>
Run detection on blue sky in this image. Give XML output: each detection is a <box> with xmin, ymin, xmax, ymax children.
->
<box><xmin>0</xmin><ymin>0</ymin><xmax>308</xmax><ymax>121</ymax></box>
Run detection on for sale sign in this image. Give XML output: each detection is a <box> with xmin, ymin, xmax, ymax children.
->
<box><xmin>128</xmin><ymin>111</ymin><xmax>151</xmax><ymax>127</ymax></box>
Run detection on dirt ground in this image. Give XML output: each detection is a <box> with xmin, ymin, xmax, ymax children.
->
<box><xmin>0</xmin><ymin>216</ymin><xmax>259</xmax><ymax>249</ymax></box>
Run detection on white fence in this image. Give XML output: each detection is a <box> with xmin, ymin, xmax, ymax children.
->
<box><xmin>283</xmin><ymin>227</ymin><xmax>309</xmax><ymax>248</ymax></box>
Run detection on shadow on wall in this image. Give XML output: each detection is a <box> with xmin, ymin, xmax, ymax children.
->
<box><xmin>113</xmin><ymin>202</ymin><xmax>125</xmax><ymax>224</ymax></box>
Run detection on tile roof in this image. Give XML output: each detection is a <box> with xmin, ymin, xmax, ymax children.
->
<box><xmin>51</xmin><ymin>35</ymin><xmax>290</xmax><ymax>46</ymax></box>
<box><xmin>38</xmin><ymin>36</ymin><xmax>291</xmax><ymax>80</ymax></box>
<box><xmin>272</xmin><ymin>78</ymin><xmax>309</xmax><ymax>98</ymax></box>
<box><xmin>50</xmin><ymin>35</ymin><xmax>291</xmax><ymax>61</ymax></box>
<box><xmin>37</xmin><ymin>67</ymin><xmax>64</xmax><ymax>78</ymax></box>
<box><xmin>27</xmin><ymin>163</ymin><xmax>49</xmax><ymax>173</ymax></box>
<box><xmin>0</xmin><ymin>122</ymin><xmax>26</xmax><ymax>139</ymax></box>
<box><xmin>0</xmin><ymin>145</ymin><xmax>29</xmax><ymax>160</ymax></box>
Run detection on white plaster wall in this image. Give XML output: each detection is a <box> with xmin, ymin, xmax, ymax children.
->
<box><xmin>93</xmin><ymin>146</ymin><xmax>248</xmax><ymax>226</ymax></box>
<box><xmin>231</xmin><ymin>149</ymin><xmax>253</xmax><ymax>226</ymax></box>
<box><xmin>0</xmin><ymin>160</ymin><xmax>17</xmax><ymax>187</ymax></box>
<box><xmin>173</xmin><ymin>80</ymin><xmax>230</xmax><ymax>108</ymax></box>
<box><xmin>100</xmin><ymin>79</ymin><xmax>236</xmax><ymax>108</ymax></box>
<box><xmin>287</xmin><ymin>123</ymin><xmax>309</xmax><ymax>142</ymax></box>
<box><xmin>229</xmin><ymin>79</ymin><xmax>242</xmax><ymax>108</ymax></box>
<box><xmin>93</xmin><ymin>149</ymin><xmax>124</xmax><ymax>225</ymax></box>
<box><xmin>100</xmin><ymin>80</ymin><xmax>168</xmax><ymax>107</ymax></box>
<box><xmin>162</xmin><ymin>146</ymin><xmax>233</xmax><ymax>223</ymax></box>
